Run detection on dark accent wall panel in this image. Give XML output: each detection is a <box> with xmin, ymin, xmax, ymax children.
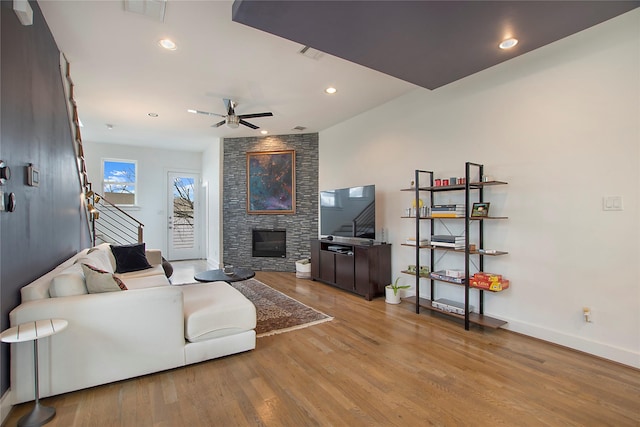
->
<box><xmin>223</xmin><ymin>134</ymin><xmax>318</xmax><ymax>271</ymax></box>
<box><xmin>0</xmin><ymin>1</ymin><xmax>91</xmax><ymax>395</ymax></box>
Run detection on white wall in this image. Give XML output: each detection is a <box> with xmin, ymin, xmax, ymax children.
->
<box><xmin>319</xmin><ymin>10</ymin><xmax>640</xmax><ymax>367</ymax></box>
<box><xmin>202</xmin><ymin>138</ymin><xmax>223</xmax><ymax>267</ymax></box>
<box><xmin>84</xmin><ymin>143</ymin><xmax>203</xmax><ymax>255</ymax></box>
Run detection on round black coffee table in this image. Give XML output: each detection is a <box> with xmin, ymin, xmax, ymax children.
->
<box><xmin>194</xmin><ymin>267</ymin><xmax>255</xmax><ymax>283</ymax></box>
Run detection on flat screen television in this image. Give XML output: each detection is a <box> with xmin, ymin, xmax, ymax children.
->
<box><xmin>320</xmin><ymin>184</ymin><xmax>375</xmax><ymax>241</ymax></box>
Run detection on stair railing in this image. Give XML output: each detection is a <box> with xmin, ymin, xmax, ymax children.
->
<box><xmin>86</xmin><ymin>190</ymin><xmax>144</xmax><ymax>246</ymax></box>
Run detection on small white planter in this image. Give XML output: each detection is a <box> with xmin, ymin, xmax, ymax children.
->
<box><xmin>385</xmin><ymin>286</ymin><xmax>402</xmax><ymax>304</ymax></box>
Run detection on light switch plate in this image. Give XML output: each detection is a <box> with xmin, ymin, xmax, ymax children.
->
<box><xmin>603</xmin><ymin>196</ymin><xmax>623</xmax><ymax>211</ymax></box>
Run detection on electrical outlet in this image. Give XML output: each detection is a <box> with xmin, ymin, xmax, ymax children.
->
<box><xmin>583</xmin><ymin>307</ymin><xmax>592</xmax><ymax>323</ymax></box>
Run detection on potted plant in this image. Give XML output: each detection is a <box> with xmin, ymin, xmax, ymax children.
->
<box><xmin>385</xmin><ymin>277</ymin><xmax>410</xmax><ymax>304</ymax></box>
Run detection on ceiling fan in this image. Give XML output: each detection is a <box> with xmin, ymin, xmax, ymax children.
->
<box><xmin>188</xmin><ymin>98</ymin><xmax>273</xmax><ymax>129</ymax></box>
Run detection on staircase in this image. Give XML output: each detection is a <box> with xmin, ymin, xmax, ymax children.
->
<box><xmin>331</xmin><ymin>201</ymin><xmax>375</xmax><ymax>239</ymax></box>
<box><xmin>61</xmin><ymin>56</ymin><xmax>143</xmax><ymax>247</ymax></box>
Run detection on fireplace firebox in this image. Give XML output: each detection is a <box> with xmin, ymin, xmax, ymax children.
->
<box><xmin>252</xmin><ymin>229</ymin><xmax>286</xmax><ymax>258</ymax></box>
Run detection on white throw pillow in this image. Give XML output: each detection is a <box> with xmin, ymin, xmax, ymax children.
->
<box><xmin>49</xmin><ymin>264</ymin><xmax>88</xmax><ymax>298</ymax></box>
<box><xmin>81</xmin><ymin>264</ymin><xmax>128</xmax><ymax>293</ymax></box>
<box><xmin>76</xmin><ymin>249</ymin><xmax>113</xmax><ymax>273</ymax></box>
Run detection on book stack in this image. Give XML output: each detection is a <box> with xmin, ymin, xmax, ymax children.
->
<box><xmin>429</xmin><ymin>270</ymin><xmax>465</xmax><ymax>284</ymax></box>
<box><xmin>430</xmin><ymin>235</ymin><xmax>465</xmax><ymax>249</ymax></box>
<box><xmin>405</xmin><ymin>237</ymin><xmax>430</xmax><ymax>246</ymax></box>
<box><xmin>432</xmin><ymin>298</ymin><xmax>474</xmax><ymax>315</ymax></box>
<box><xmin>430</xmin><ymin>204</ymin><xmax>465</xmax><ymax>218</ymax></box>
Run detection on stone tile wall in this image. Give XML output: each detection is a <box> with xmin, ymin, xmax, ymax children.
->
<box><xmin>223</xmin><ymin>133</ymin><xmax>318</xmax><ymax>271</ymax></box>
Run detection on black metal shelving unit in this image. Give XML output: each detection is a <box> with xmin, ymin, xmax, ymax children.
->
<box><xmin>400</xmin><ymin>162</ymin><xmax>509</xmax><ymax>330</ymax></box>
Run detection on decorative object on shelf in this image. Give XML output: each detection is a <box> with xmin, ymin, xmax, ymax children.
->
<box><xmin>470</xmin><ymin>272</ymin><xmax>510</xmax><ymax>291</ymax></box>
<box><xmin>385</xmin><ymin>277</ymin><xmax>411</xmax><ymax>304</ymax></box>
<box><xmin>246</xmin><ymin>150</ymin><xmax>295</xmax><ymax>214</ymax></box>
<box><xmin>411</xmin><ymin>198</ymin><xmax>424</xmax><ymax>217</ymax></box>
<box><xmin>470</xmin><ymin>202</ymin><xmax>490</xmax><ymax>217</ymax></box>
<box><xmin>407</xmin><ymin>264</ymin><xmax>416</xmax><ymax>273</ymax></box>
<box><xmin>223</xmin><ymin>265</ymin><xmax>234</xmax><ymax>275</ymax></box>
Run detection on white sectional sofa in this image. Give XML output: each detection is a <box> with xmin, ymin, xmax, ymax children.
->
<box><xmin>9</xmin><ymin>243</ymin><xmax>256</xmax><ymax>404</ymax></box>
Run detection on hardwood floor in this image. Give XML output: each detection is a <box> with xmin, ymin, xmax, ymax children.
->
<box><xmin>4</xmin><ymin>267</ymin><xmax>639</xmax><ymax>426</ymax></box>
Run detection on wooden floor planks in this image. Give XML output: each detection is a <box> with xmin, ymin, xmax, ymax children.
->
<box><xmin>3</xmin><ymin>270</ymin><xmax>639</xmax><ymax>426</ymax></box>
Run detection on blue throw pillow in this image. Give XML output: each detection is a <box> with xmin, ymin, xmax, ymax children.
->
<box><xmin>110</xmin><ymin>243</ymin><xmax>152</xmax><ymax>273</ymax></box>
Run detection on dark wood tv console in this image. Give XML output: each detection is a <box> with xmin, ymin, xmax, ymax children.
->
<box><xmin>310</xmin><ymin>239</ymin><xmax>391</xmax><ymax>300</ymax></box>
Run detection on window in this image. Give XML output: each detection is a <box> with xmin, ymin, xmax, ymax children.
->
<box><xmin>102</xmin><ymin>159</ymin><xmax>137</xmax><ymax>205</ymax></box>
<box><xmin>320</xmin><ymin>190</ymin><xmax>337</xmax><ymax>207</ymax></box>
<box><xmin>349</xmin><ymin>186</ymin><xmax>365</xmax><ymax>198</ymax></box>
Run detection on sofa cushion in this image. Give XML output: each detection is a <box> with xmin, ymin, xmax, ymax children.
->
<box><xmin>49</xmin><ymin>264</ymin><xmax>88</xmax><ymax>298</ymax></box>
<box><xmin>110</xmin><ymin>243</ymin><xmax>152</xmax><ymax>273</ymax></box>
<box><xmin>81</xmin><ymin>264</ymin><xmax>128</xmax><ymax>293</ymax></box>
<box><xmin>180</xmin><ymin>282</ymin><xmax>257</xmax><ymax>342</ymax></box>
<box><xmin>118</xmin><ymin>270</ymin><xmax>170</xmax><ymax>290</ymax></box>
<box><xmin>76</xmin><ymin>249</ymin><xmax>113</xmax><ymax>273</ymax></box>
<box><xmin>88</xmin><ymin>243</ymin><xmax>117</xmax><ymax>270</ymax></box>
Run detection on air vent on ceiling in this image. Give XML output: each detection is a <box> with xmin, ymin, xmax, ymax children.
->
<box><xmin>298</xmin><ymin>46</ymin><xmax>324</xmax><ymax>60</ymax></box>
<box><xmin>292</xmin><ymin>126</ymin><xmax>307</xmax><ymax>131</ymax></box>
<box><xmin>124</xmin><ymin>0</ymin><xmax>167</xmax><ymax>22</ymax></box>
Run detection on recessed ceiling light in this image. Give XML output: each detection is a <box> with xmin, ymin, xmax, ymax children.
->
<box><xmin>187</xmin><ymin>109</ymin><xmax>197</xmax><ymax>114</ymax></box>
<box><xmin>499</xmin><ymin>38</ymin><xmax>518</xmax><ymax>49</ymax></box>
<box><xmin>260</xmin><ymin>130</ymin><xmax>268</xmax><ymax>135</ymax></box>
<box><xmin>325</xmin><ymin>87</ymin><xmax>337</xmax><ymax>94</ymax></box>
<box><xmin>148</xmin><ymin>112</ymin><xmax>159</xmax><ymax>117</ymax></box>
<box><xmin>158</xmin><ymin>38</ymin><xmax>177</xmax><ymax>50</ymax></box>
<box><xmin>106</xmin><ymin>124</ymin><xmax>114</xmax><ymax>130</ymax></box>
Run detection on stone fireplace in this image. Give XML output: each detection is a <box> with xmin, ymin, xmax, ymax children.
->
<box><xmin>222</xmin><ymin>133</ymin><xmax>318</xmax><ymax>272</ymax></box>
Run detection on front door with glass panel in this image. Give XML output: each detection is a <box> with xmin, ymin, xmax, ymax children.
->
<box><xmin>167</xmin><ymin>172</ymin><xmax>201</xmax><ymax>260</ymax></box>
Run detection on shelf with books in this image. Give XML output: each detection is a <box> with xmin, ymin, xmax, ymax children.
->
<box><xmin>400</xmin><ymin>162</ymin><xmax>509</xmax><ymax>331</ymax></box>
<box><xmin>400</xmin><ymin>296</ymin><xmax>507</xmax><ymax>328</ymax></box>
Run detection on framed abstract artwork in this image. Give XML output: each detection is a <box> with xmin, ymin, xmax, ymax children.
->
<box><xmin>246</xmin><ymin>150</ymin><xmax>296</xmax><ymax>214</ymax></box>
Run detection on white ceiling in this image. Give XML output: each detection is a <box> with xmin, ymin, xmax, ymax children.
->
<box><xmin>37</xmin><ymin>0</ymin><xmax>417</xmax><ymax>152</ymax></box>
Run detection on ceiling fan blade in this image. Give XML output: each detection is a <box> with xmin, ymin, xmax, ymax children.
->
<box><xmin>223</xmin><ymin>98</ymin><xmax>235</xmax><ymax>116</ymax></box>
<box><xmin>212</xmin><ymin>120</ymin><xmax>226</xmax><ymax>128</ymax></box>
<box><xmin>190</xmin><ymin>109</ymin><xmax>225</xmax><ymax>117</ymax></box>
<box><xmin>238</xmin><ymin>112</ymin><xmax>273</xmax><ymax>119</ymax></box>
<box><xmin>239</xmin><ymin>119</ymin><xmax>259</xmax><ymax>130</ymax></box>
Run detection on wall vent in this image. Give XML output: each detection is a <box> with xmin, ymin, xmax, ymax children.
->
<box><xmin>292</xmin><ymin>126</ymin><xmax>307</xmax><ymax>131</ymax></box>
<box><xmin>298</xmin><ymin>46</ymin><xmax>324</xmax><ymax>60</ymax></box>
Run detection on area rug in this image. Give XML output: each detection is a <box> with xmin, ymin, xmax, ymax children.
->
<box><xmin>229</xmin><ymin>278</ymin><xmax>333</xmax><ymax>337</ymax></box>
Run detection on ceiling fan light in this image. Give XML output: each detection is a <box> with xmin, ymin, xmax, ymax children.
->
<box><xmin>227</xmin><ymin>116</ymin><xmax>240</xmax><ymax>128</ymax></box>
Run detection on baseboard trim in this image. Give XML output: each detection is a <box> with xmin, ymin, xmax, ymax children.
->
<box><xmin>402</xmin><ymin>292</ymin><xmax>639</xmax><ymax>369</ymax></box>
<box><xmin>1</xmin><ymin>388</ymin><xmax>13</xmax><ymax>425</ymax></box>
<box><xmin>501</xmin><ymin>317</ymin><xmax>640</xmax><ymax>369</ymax></box>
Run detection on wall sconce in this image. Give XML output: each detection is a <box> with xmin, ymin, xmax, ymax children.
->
<box><xmin>85</xmin><ymin>190</ymin><xmax>100</xmax><ymax>203</ymax></box>
<box><xmin>0</xmin><ymin>160</ymin><xmax>11</xmax><ymax>185</ymax></box>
